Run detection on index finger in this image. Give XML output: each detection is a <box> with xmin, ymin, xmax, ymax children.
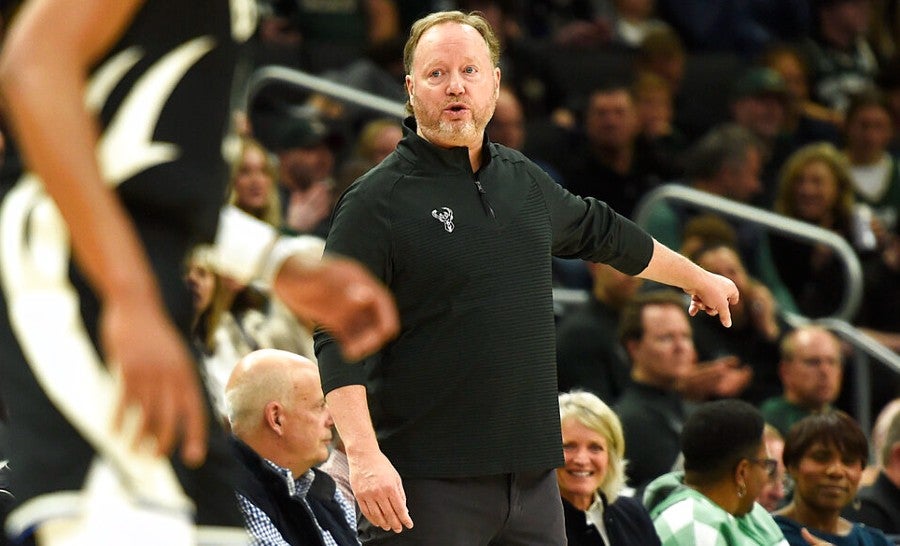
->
<box><xmin>717</xmin><ymin>303</ymin><xmax>733</xmax><ymax>328</ymax></box>
<box><xmin>179</xmin><ymin>383</ymin><xmax>208</xmax><ymax>468</ymax></box>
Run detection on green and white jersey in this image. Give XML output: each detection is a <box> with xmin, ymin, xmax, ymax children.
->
<box><xmin>646</xmin><ymin>472</ymin><xmax>789</xmax><ymax>546</ymax></box>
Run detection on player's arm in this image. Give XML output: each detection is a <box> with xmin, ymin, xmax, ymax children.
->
<box><xmin>0</xmin><ymin>0</ymin><xmax>208</xmax><ymax>466</ymax></box>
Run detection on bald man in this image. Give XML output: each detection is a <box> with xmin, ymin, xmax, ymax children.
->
<box><xmin>760</xmin><ymin>326</ymin><xmax>844</xmax><ymax>437</ymax></box>
<box><xmin>226</xmin><ymin>349</ymin><xmax>358</xmax><ymax>546</ymax></box>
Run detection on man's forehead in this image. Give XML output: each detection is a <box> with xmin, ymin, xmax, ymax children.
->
<box><xmin>414</xmin><ymin>23</ymin><xmax>489</xmax><ymax>63</ymax></box>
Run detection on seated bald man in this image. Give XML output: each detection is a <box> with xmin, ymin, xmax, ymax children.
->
<box><xmin>225</xmin><ymin>349</ymin><xmax>359</xmax><ymax>546</ymax></box>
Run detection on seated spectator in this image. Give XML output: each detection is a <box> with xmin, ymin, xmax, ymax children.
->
<box><xmin>561</xmin><ymin>83</ymin><xmax>666</xmax><ymax>218</ymax></box>
<box><xmin>760</xmin><ymin>326</ymin><xmax>843</xmax><ymax>438</ymax></box>
<box><xmin>728</xmin><ymin>67</ymin><xmax>795</xmax><ymax>205</ymax></box>
<box><xmin>771</xmin><ymin>142</ymin><xmax>900</xmax><ymax>337</ymax></box>
<box><xmin>861</xmin><ymin>398</ymin><xmax>900</xmax><ymax>486</ymax></box>
<box><xmin>270</xmin><ymin>114</ymin><xmax>342</xmax><ymax>238</ymax></box>
<box><xmin>335</xmin><ymin>117</ymin><xmax>403</xmax><ymax>198</ymax></box>
<box><xmin>798</xmin><ymin>0</ymin><xmax>879</xmax><ymax>114</ymax></box>
<box><xmin>353</xmin><ymin>117</ymin><xmax>403</xmax><ymax>168</ymax></box>
<box><xmin>632</xmin><ymin>71</ymin><xmax>687</xmax><ymax>180</ymax></box>
<box><xmin>841</xmin><ymin>91</ymin><xmax>900</xmax><ymax>237</ymax></box>
<box><xmin>225</xmin><ymin>349</ymin><xmax>359</xmax><ymax>546</ymax></box>
<box><xmin>772</xmin><ymin>142</ymin><xmax>872</xmax><ymax>316</ymax></box>
<box><xmin>643</xmin><ymin>399</ymin><xmax>789</xmax><ymax>546</ymax></box>
<box><xmin>557</xmin><ymin>390</ymin><xmax>662</xmax><ymax>546</ymax></box>
<box><xmin>758</xmin><ymin>424</ymin><xmax>789</xmax><ymax>513</ymax></box>
<box><xmin>760</xmin><ymin>44</ymin><xmax>843</xmax><ymax>146</ymax></box>
<box><xmin>844</xmin><ymin>406</ymin><xmax>900</xmax><ymax>535</ymax></box>
<box><xmin>642</xmin><ymin>123</ymin><xmax>798</xmax><ymax>312</ymax></box>
<box><xmin>614</xmin><ymin>291</ymin><xmax>750</xmax><ymax>489</ymax></box>
<box><xmin>774</xmin><ymin>411</ymin><xmax>893</xmax><ymax>546</ymax></box>
<box><xmin>229</xmin><ymin>137</ymin><xmax>283</xmax><ymax>229</ymax></box>
<box><xmin>679</xmin><ymin>214</ymin><xmax>740</xmax><ymax>261</ymax></box>
<box><xmin>690</xmin><ymin>243</ymin><xmax>789</xmax><ymax>404</ymax></box>
<box><xmin>614</xmin><ymin>291</ymin><xmax>695</xmax><ymax>490</ymax></box>
<box><xmin>556</xmin><ymin>263</ymin><xmax>644</xmax><ymax>405</ymax></box>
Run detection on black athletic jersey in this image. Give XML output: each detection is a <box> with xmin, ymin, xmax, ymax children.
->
<box><xmin>0</xmin><ymin>0</ymin><xmax>255</xmax><ymax>532</ymax></box>
<box><xmin>93</xmin><ymin>0</ymin><xmax>242</xmax><ymax>243</ymax></box>
<box><xmin>72</xmin><ymin>0</ymin><xmax>254</xmax><ymax>338</ymax></box>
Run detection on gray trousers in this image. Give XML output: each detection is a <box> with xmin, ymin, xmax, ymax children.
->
<box><xmin>359</xmin><ymin>469</ymin><xmax>566</xmax><ymax>545</ymax></box>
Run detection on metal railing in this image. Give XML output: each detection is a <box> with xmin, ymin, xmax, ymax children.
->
<box><xmin>244</xmin><ymin>65</ymin><xmax>407</xmax><ymax>120</ymax></box>
<box><xmin>633</xmin><ymin>184</ymin><xmax>900</xmax><ymax>434</ymax></box>
<box><xmin>633</xmin><ymin>184</ymin><xmax>864</xmax><ymax>322</ymax></box>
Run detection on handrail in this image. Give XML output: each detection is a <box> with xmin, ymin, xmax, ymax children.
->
<box><xmin>633</xmin><ymin>184</ymin><xmax>864</xmax><ymax>322</ymax></box>
<box><xmin>812</xmin><ymin>318</ymin><xmax>900</xmax><ymax>436</ymax></box>
<box><xmin>244</xmin><ymin>65</ymin><xmax>408</xmax><ymax>120</ymax></box>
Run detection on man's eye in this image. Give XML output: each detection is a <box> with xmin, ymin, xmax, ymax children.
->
<box><xmin>430</xmin><ymin>70</ymin><xmax>443</xmax><ymax>78</ymax></box>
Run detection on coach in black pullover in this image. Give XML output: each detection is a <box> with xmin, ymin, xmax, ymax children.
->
<box><xmin>314</xmin><ymin>10</ymin><xmax>738</xmax><ymax>544</ymax></box>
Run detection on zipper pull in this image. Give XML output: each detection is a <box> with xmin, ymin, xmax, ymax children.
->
<box><xmin>474</xmin><ymin>180</ymin><xmax>496</xmax><ymax>219</ymax></box>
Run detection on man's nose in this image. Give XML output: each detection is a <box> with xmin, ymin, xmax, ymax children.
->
<box><xmin>447</xmin><ymin>72</ymin><xmax>464</xmax><ymax>94</ymax></box>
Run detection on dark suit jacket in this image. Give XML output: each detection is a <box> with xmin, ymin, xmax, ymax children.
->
<box><xmin>562</xmin><ymin>494</ymin><xmax>662</xmax><ymax>546</ymax></box>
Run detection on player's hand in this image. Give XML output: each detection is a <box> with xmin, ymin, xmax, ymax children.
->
<box><xmin>686</xmin><ymin>271</ymin><xmax>739</xmax><ymax>328</ymax></box>
<box><xmin>348</xmin><ymin>449</ymin><xmax>413</xmax><ymax>533</ymax></box>
<box><xmin>102</xmin><ymin>294</ymin><xmax>207</xmax><ymax>467</ymax></box>
<box><xmin>274</xmin><ymin>254</ymin><xmax>399</xmax><ymax>361</ymax></box>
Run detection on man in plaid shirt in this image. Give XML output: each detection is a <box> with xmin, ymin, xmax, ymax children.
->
<box><xmin>226</xmin><ymin>349</ymin><xmax>359</xmax><ymax>546</ymax></box>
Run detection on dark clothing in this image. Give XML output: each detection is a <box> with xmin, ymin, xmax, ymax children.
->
<box><xmin>769</xmin><ymin>229</ymin><xmax>848</xmax><ymax>319</ymax></box>
<box><xmin>759</xmin><ymin>397</ymin><xmax>826</xmax><ymax>439</ymax></box>
<box><xmin>230</xmin><ymin>438</ymin><xmax>358</xmax><ymax>546</ymax></box>
<box><xmin>561</xmin><ymin>141</ymin><xmax>665</xmax><ymax>219</ymax></box>
<box><xmin>775</xmin><ymin>514</ymin><xmax>893</xmax><ymax>546</ymax></box>
<box><xmin>315</xmin><ymin>117</ymin><xmax>654</xmax><ymax>481</ymax></box>
<box><xmin>359</xmin><ymin>471</ymin><xmax>566</xmax><ymax>545</ymax></box>
<box><xmin>556</xmin><ymin>297</ymin><xmax>632</xmax><ymax>405</ymax></box>
<box><xmin>0</xmin><ymin>0</ymin><xmax>242</xmax><ymax>539</ymax></box>
<box><xmin>615</xmin><ymin>382</ymin><xmax>690</xmax><ymax>490</ymax></box>
<box><xmin>844</xmin><ymin>471</ymin><xmax>900</xmax><ymax>536</ymax></box>
<box><xmin>562</xmin><ymin>494</ymin><xmax>661</xmax><ymax>546</ymax></box>
<box><xmin>690</xmin><ymin>311</ymin><xmax>787</xmax><ymax>405</ymax></box>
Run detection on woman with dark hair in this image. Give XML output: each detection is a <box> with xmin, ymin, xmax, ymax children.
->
<box><xmin>774</xmin><ymin>411</ymin><xmax>893</xmax><ymax>546</ymax></box>
<box><xmin>557</xmin><ymin>390</ymin><xmax>661</xmax><ymax>546</ymax></box>
<box><xmin>644</xmin><ymin>399</ymin><xmax>789</xmax><ymax>545</ymax></box>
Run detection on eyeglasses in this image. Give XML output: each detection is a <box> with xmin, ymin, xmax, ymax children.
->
<box><xmin>747</xmin><ymin>457</ymin><xmax>779</xmax><ymax>478</ymax></box>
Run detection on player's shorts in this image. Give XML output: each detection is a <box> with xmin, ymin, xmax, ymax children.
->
<box><xmin>0</xmin><ymin>177</ymin><xmax>245</xmax><ymax>543</ymax></box>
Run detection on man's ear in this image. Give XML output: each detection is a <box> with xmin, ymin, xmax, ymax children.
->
<box><xmin>265</xmin><ymin>401</ymin><xmax>284</xmax><ymax>435</ymax></box>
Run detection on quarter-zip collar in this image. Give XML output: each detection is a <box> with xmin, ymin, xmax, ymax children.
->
<box><xmin>396</xmin><ymin>116</ymin><xmax>493</xmax><ymax>175</ymax></box>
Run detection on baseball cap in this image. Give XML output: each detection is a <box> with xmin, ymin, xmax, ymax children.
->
<box><xmin>731</xmin><ymin>67</ymin><xmax>788</xmax><ymax>101</ymax></box>
<box><xmin>273</xmin><ymin>115</ymin><xmax>337</xmax><ymax>151</ymax></box>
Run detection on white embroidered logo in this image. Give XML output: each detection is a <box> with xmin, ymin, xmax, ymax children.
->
<box><xmin>431</xmin><ymin>207</ymin><xmax>454</xmax><ymax>233</ymax></box>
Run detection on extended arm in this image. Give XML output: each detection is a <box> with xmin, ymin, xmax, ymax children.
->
<box><xmin>638</xmin><ymin>239</ymin><xmax>740</xmax><ymax>327</ymax></box>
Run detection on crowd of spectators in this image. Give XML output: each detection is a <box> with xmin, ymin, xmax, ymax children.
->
<box><xmin>192</xmin><ymin>0</ymin><xmax>900</xmax><ymax>542</ymax></box>
<box><xmin>2</xmin><ymin>0</ymin><xmax>900</xmax><ymax>544</ymax></box>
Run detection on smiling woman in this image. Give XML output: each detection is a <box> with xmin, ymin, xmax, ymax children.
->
<box><xmin>773</xmin><ymin>411</ymin><xmax>894</xmax><ymax>546</ymax></box>
<box><xmin>557</xmin><ymin>390</ymin><xmax>661</xmax><ymax>546</ymax></box>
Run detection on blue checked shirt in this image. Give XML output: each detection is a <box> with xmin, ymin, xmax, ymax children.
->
<box><xmin>237</xmin><ymin>459</ymin><xmax>359</xmax><ymax>546</ymax></box>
